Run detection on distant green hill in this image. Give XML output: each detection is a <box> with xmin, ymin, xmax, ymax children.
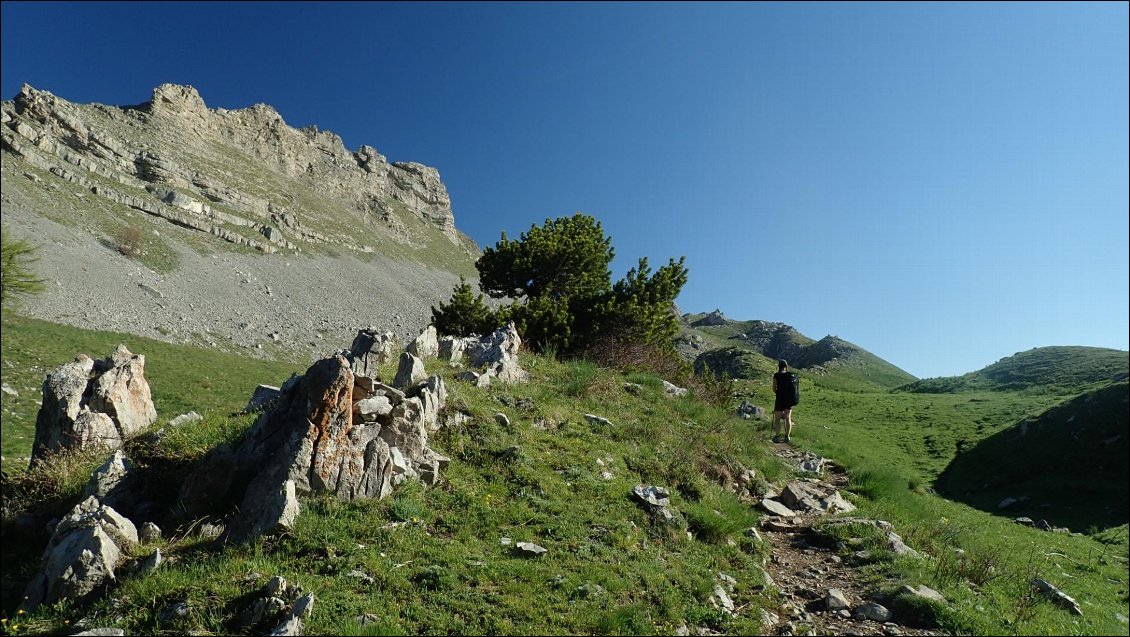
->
<box><xmin>935</xmin><ymin>381</ymin><xmax>1130</xmax><ymax>532</ymax></box>
<box><xmin>680</xmin><ymin>313</ymin><xmax>916</xmax><ymax>392</ymax></box>
<box><xmin>900</xmin><ymin>346</ymin><xmax>1129</xmax><ymax>395</ymax></box>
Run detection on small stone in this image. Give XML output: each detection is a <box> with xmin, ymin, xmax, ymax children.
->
<box><xmin>513</xmin><ymin>541</ymin><xmax>547</xmax><ymax>558</ymax></box>
<box><xmin>826</xmin><ymin>588</ymin><xmax>851</xmax><ymax>610</ymax></box>
<box><xmin>140</xmin><ymin>521</ymin><xmax>162</xmax><ymax>543</ymax></box>
<box><xmin>159</xmin><ymin>600</ymin><xmax>189</xmax><ymax>624</ymax></box>
<box><xmin>136</xmin><ymin>548</ymin><xmax>163</xmax><ymax>575</ymax></box>
<box><xmin>853</xmin><ymin>603</ymin><xmax>891</xmax><ymax>622</ymax></box>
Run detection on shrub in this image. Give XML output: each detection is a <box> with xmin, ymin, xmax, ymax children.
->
<box><xmin>683</xmin><ymin>489</ymin><xmax>759</xmax><ymax>545</ymax></box>
<box><xmin>114</xmin><ymin>225</ymin><xmax>145</xmax><ymax>257</ymax></box>
<box><xmin>582</xmin><ymin>335</ymin><xmax>690</xmax><ymax>380</ymax></box>
<box><xmin>593</xmin><ymin>604</ymin><xmax>655</xmax><ymax>636</ymax></box>
<box><xmin>686</xmin><ymin>368</ymin><xmax>736</xmax><ymax>410</ymax></box>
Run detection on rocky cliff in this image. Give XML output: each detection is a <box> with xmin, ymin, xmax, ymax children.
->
<box><xmin>0</xmin><ymin>84</ymin><xmax>483</xmax><ymax>359</ymax></box>
<box><xmin>2</xmin><ymin>83</ymin><xmax>470</xmax><ymax>254</ymax></box>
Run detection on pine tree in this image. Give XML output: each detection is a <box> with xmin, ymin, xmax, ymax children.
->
<box><xmin>430</xmin><ymin>276</ymin><xmax>498</xmax><ymax>336</ymax></box>
<box><xmin>1</xmin><ymin>227</ymin><xmax>46</xmax><ymax>313</ymax></box>
<box><xmin>477</xmin><ymin>213</ymin><xmax>614</xmax><ymax>302</ymax></box>
<box><xmin>607</xmin><ymin>256</ymin><xmax>688</xmax><ymax>347</ymax></box>
<box><xmin>468</xmin><ymin>212</ymin><xmax>688</xmax><ymax>357</ymax></box>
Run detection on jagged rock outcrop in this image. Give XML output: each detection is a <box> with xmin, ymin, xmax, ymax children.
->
<box><xmin>691</xmin><ymin>309</ymin><xmax>727</xmax><ymax>326</ymax></box>
<box><xmin>3</xmin><ymin>84</ymin><xmax>480</xmax><ymax>365</ymax></box>
<box><xmin>81</xmin><ymin>450</ymin><xmax>137</xmax><ymax>514</ymax></box>
<box><xmin>1</xmin><ymin>83</ymin><xmax>465</xmax><ymax>256</ymax></box>
<box><xmin>234</xmin><ymin>576</ymin><xmax>314</xmax><ymax>636</ymax></box>
<box><xmin>178</xmin><ymin>335</ymin><xmax>452</xmax><ymax>542</ymax></box>
<box><xmin>31</xmin><ymin>345</ymin><xmax>157</xmax><ymax>464</ymax></box>
<box><xmin>694</xmin><ymin>347</ymin><xmax>761</xmax><ymax>379</ymax></box>
<box><xmin>348</xmin><ymin>329</ymin><xmax>399</xmax><ymax>377</ymax></box>
<box><xmin>393</xmin><ymin>352</ymin><xmax>427</xmax><ymax>389</ymax></box>
<box><xmin>406</xmin><ymin>325</ymin><xmax>439</xmax><ymax>359</ymax></box>
<box><xmin>463</xmin><ymin>322</ymin><xmax>530</xmax><ymax>383</ymax></box>
<box><xmin>21</xmin><ymin>496</ymin><xmax>138</xmax><ymax>612</ymax></box>
<box><xmin>436</xmin><ymin>323</ymin><xmax>530</xmax><ymax>384</ymax></box>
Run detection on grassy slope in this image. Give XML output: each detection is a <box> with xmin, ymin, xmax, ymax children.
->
<box><xmin>1</xmin><ymin>317</ymin><xmax>1127</xmax><ymax>635</ymax></box>
<box><xmin>936</xmin><ymin>381</ymin><xmax>1130</xmax><ymax>532</ymax></box>
<box><xmin>0</xmin><ymin>314</ymin><xmax>305</xmax><ymax>467</ymax></box>
<box><xmin>737</xmin><ymin>375</ymin><xmax>1061</xmax><ymax>488</ymax></box>
<box><xmin>900</xmin><ymin>346</ymin><xmax>1128</xmax><ymax>395</ymax></box>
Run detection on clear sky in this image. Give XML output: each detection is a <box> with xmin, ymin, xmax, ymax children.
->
<box><xmin>2</xmin><ymin>2</ymin><xmax>1127</xmax><ymax>379</ymax></box>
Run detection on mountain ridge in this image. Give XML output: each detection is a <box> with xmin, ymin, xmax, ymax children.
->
<box><xmin>677</xmin><ymin>310</ymin><xmax>918</xmax><ymax>391</ymax></box>
<box><xmin>2</xmin><ymin>82</ymin><xmax>477</xmax><ymax>256</ymax></box>
<box><xmin>1</xmin><ymin>83</ymin><xmax>482</xmax><ymax>359</ymax></box>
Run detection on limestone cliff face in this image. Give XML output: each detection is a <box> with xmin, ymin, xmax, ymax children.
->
<box><xmin>1</xmin><ymin>83</ymin><xmax>467</xmax><ymax>254</ymax></box>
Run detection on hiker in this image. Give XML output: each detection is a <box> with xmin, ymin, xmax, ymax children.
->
<box><xmin>772</xmin><ymin>359</ymin><xmax>799</xmax><ymax>443</ymax></box>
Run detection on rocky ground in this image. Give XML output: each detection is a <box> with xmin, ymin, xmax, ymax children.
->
<box><xmin>2</xmin><ymin>201</ymin><xmax>463</xmax><ymax>363</ymax></box>
<box><xmin>760</xmin><ymin>442</ymin><xmax>941</xmax><ymax>637</ymax></box>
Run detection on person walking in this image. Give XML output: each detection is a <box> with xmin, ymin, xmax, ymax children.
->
<box><xmin>772</xmin><ymin>359</ymin><xmax>799</xmax><ymax>443</ymax></box>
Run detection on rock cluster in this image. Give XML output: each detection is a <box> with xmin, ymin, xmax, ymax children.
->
<box><xmin>19</xmin><ymin>322</ymin><xmax>538</xmax><ymax>617</ymax></box>
<box><xmin>439</xmin><ymin>323</ymin><xmax>531</xmax><ymax>386</ymax></box>
<box><xmin>177</xmin><ymin>348</ymin><xmax>450</xmax><ymax>541</ymax></box>
<box><xmin>30</xmin><ymin>345</ymin><xmax>157</xmax><ymax>465</ymax></box>
<box><xmin>175</xmin><ymin>323</ymin><xmax>529</xmax><ymax>542</ymax></box>
<box><xmin>235</xmin><ymin>576</ymin><xmax>316</xmax><ymax>635</ymax></box>
<box><xmin>21</xmin><ymin>497</ymin><xmax>139</xmax><ymax>611</ymax></box>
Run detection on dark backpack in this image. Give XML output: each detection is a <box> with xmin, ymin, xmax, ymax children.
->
<box><xmin>786</xmin><ymin>373</ymin><xmax>800</xmax><ymax>406</ymax></box>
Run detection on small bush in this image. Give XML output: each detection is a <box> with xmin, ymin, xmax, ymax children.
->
<box><xmin>431</xmin><ymin>276</ymin><xmax>498</xmax><ymax>336</ymax></box>
<box><xmin>387</xmin><ymin>482</ymin><xmax>428</xmax><ymax>523</ymax></box>
<box><xmin>115</xmin><ymin>225</ymin><xmax>145</xmax><ymax>257</ymax></box>
<box><xmin>848</xmin><ymin>464</ymin><xmax>913</xmax><ymax>502</ymax></box>
<box><xmin>686</xmin><ymin>369</ymin><xmax>735</xmax><ymax>410</ymax></box>
<box><xmin>0</xmin><ymin>447</ymin><xmax>106</xmax><ymax>521</ymax></box>
<box><xmin>412</xmin><ymin>565</ymin><xmax>453</xmax><ymax>591</ymax></box>
<box><xmin>932</xmin><ymin>545</ymin><xmax>1008</xmax><ymax>588</ymax></box>
<box><xmin>593</xmin><ymin>603</ymin><xmax>655</xmax><ymax>636</ymax></box>
<box><xmin>564</xmin><ymin>360</ymin><xmax>600</xmax><ymax>397</ymax></box>
<box><xmin>885</xmin><ymin>588</ymin><xmax>948</xmax><ymax>628</ymax></box>
<box><xmin>583</xmin><ymin>336</ymin><xmax>689</xmax><ymax>381</ymax></box>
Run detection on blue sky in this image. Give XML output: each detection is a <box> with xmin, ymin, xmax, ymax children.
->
<box><xmin>2</xmin><ymin>2</ymin><xmax>1127</xmax><ymax>379</ymax></box>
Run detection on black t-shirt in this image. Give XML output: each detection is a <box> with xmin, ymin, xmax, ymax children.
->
<box><xmin>774</xmin><ymin>371</ymin><xmax>798</xmax><ymax>408</ymax></box>
<box><xmin>773</xmin><ymin>371</ymin><xmax>792</xmax><ymax>396</ymax></box>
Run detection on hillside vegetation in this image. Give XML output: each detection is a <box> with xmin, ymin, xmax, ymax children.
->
<box><xmin>1</xmin><ymin>316</ymin><xmax>1128</xmax><ymax>636</ymax></box>
<box><xmin>898</xmin><ymin>346</ymin><xmax>1128</xmax><ymax>395</ymax></box>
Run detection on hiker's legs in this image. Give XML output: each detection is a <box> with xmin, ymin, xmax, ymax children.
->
<box><xmin>773</xmin><ymin>410</ymin><xmax>782</xmax><ymax>438</ymax></box>
<box><xmin>784</xmin><ymin>409</ymin><xmax>794</xmax><ymax>439</ymax></box>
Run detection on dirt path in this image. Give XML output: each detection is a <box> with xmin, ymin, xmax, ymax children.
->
<box><xmin>758</xmin><ymin>442</ymin><xmax>941</xmax><ymax>637</ymax></box>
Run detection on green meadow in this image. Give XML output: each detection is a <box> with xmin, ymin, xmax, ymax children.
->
<box><xmin>1</xmin><ymin>314</ymin><xmax>1127</xmax><ymax>635</ymax></box>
